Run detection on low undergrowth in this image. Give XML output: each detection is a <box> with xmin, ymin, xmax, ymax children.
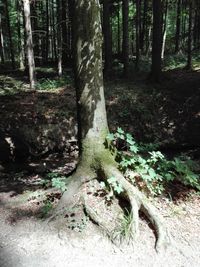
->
<box><xmin>36</xmin><ymin>75</ymin><xmax>72</xmax><ymax>91</ymax></box>
<box><xmin>38</xmin><ymin>127</ymin><xmax>199</xmax><ymax>220</ymax></box>
<box><xmin>41</xmin><ymin>172</ymin><xmax>67</xmax><ymax>193</ymax></box>
<box><xmin>106</xmin><ymin>128</ymin><xmax>200</xmax><ymax>196</ymax></box>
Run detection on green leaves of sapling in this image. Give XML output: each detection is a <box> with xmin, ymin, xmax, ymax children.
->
<box><xmin>46</xmin><ymin>172</ymin><xmax>67</xmax><ymax>193</ymax></box>
<box><xmin>106</xmin><ymin>127</ymin><xmax>200</xmax><ymax>195</ymax></box>
<box><xmin>106</xmin><ymin>133</ymin><xmax>115</xmax><ymax>142</ymax></box>
<box><xmin>107</xmin><ymin>176</ymin><xmax>124</xmax><ymax>195</ymax></box>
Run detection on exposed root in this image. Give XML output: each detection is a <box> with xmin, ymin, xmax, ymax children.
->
<box><xmin>83</xmin><ymin>197</ymin><xmax>115</xmax><ymax>237</ymax></box>
<box><xmin>102</xmin><ymin>164</ymin><xmax>171</xmax><ymax>252</ymax></box>
<box><xmin>52</xmin><ymin>153</ymin><xmax>170</xmax><ymax>252</ymax></box>
<box><xmin>54</xmin><ymin>166</ymin><xmax>95</xmax><ymax>212</ymax></box>
<box><xmin>45</xmin><ymin>163</ymin><xmax>96</xmax><ymax>224</ymax></box>
<box><xmin>140</xmin><ymin>200</ymin><xmax>171</xmax><ymax>252</ymax></box>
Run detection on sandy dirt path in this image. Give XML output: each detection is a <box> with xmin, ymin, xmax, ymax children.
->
<box><xmin>0</xmin><ymin>190</ymin><xmax>200</xmax><ymax>267</ymax></box>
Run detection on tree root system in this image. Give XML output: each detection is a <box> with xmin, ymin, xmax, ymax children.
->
<box><xmin>52</xmin><ymin>151</ymin><xmax>171</xmax><ymax>252</ymax></box>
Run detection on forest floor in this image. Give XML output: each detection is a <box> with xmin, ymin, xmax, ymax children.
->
<box><xmin>0</xmin><ymin>168</ymin><xmax>200</xmax><ymax>267</ymax></box>
<box><xmin>0</xmin><ymin>66</ymin><xmax>200</xmax><ymax>266</ymax></box>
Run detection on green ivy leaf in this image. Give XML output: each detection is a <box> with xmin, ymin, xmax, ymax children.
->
<box><xmin>148</xmin><ymin>168</ymin><xmax>156</xmax><ymax>179</ymax></box>
<box><xmin>130</xmin><ymin>145</ymin><xmax>138</xmax><ymax>153</ymax></box>
<box><xmin>115</xmin><ymin>184</ymin><xmax>124</xmax><ymax>194</ymax></box>
<box><xmin>127</xmin><ymin>139</ymin><xmax>136</xmax><ymax>145</ymax></box>
<box><xmin>126</xmin><ymin>133</ymin><xmax>133</xmax><ymax>140</ymax></box>
<box><xmin>108</xmin><ymin>176</ymin><xmax>117</xmax><ymax>183</ymax></box>
<box><xmin>117</xmin><ymin>127</ymin><xmax>124</xmax><ymax>134</ymax></box>
<box><xmin>107</xmin><ymin>133</ymin><xmax>115</xmax><ymax>141</ymax></box>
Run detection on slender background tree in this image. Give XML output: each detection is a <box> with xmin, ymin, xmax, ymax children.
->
<box><xmin>23</xmin><ymin>0</ymin><xmax>36</xmax><ymax>89</ymax></box>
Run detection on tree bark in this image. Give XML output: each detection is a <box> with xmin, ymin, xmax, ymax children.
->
<box><xmin>135</xmin><ymin>0</ymin><xmax>140</xmax><ymax>71</ymax></box>
<box><xmin>17</xmin><ymin>0</ymin><xmax>25</xmax><ymax>70</ymax></box>
<box><xmin>23</xmin><ymin>0</ymin><xmax>36</xmax><ymax>89</ymax></box>
<box><xmin>186</xmin><ymin>0</ymin><xmax>194</xmax><ymax>70</ymax></box>
<box><xmin>0</xmin><ymin>13</ymin><xmax>5</xmax><ymax>64</ymax></box>
<box><xmin>57</xmin><ymin>0</ymin><xmax>62</xmax><ymax>76</ymax></box>
<box><xmin>67</xmin><ymin>0</ymin><xmax>73</xmax><ymax>65</ymax></box>
<box><xmin>193</xmin><ymin>8</ymin><xmax>198</xmax><ymax>49</ymax></box>
<box><xmin>4</xmin><ymin>0</ymin><xmax>15</xmax><ymax>69</ymax></box>
<box><xmin>103</xmin><ymin>0</ymin><xmax>112</xmax><ymax>75</ymax></box>
<box><xmin>31</xmin><ymin>1</ymin><xmax>40</xmax><ymax>65</ymax></box>
<box><xmin>150</xmin><ymin>0</ymin><xmax>163</xmax><ymax>82</ymax></box>
<box><xmin>194</xmin><ymin>2</ymin><xmax>200</xmax><ymax>47</ymax></box>
<box><xmin>45</xmin><ymin>0</ymin><xmax>49</xmax><ymax>63</ymax></box>
<box><xmin>117</xmin><ymin>0</ymin><xmax>121</xmax><ymax>56</ymax></box>
<box><xmin>182</xmin><ymin>1</ymin><xmax>187</xmax><ymax>48</ymax></box>
<box><xmin>175</xmin><ymin>0</ymin><xmax>181</xmax><ymax>53</ymax></box>
<box><xmin>74</xmin><ymin>1</ymin><xmax>108</xmax><ymax>148</ymax></box>
<box><xmin>61</xmin><ymin>0</ymin><xmax>67</xmax><ymax>64</ymax></box>
<box><xmin>51</xmin><ymin>0</ymin><xmax>57</xmax><ymax>62</ymax></box>
<box><xmin>122</xmin><ymin>0</ymin><xmax>129</xmax><ymax>77</ymax></box>
<box><xmin>145</xmin><ymin>13</ymin><xmax>153</xmax><ymax>56</ymax></box>
<box><xmin>161</xmin><ymin>0</ymin><xmax>168</xmax><ymax>60</ymax></box>
<box><xmin>141</xmin><ymin>0</ymin><xmax>148</xmax><ymax>53</ymax></box>
<box><xmin>53</xmin><ymin>0</ymin><xmax>170</xmax><ymax>252</ymax></box>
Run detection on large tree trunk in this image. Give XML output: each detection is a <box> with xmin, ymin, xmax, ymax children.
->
<box><xmin>193</xmin><ymin>6</ymin><xmax>199</xmax><ymax>49</ymax></box>
<box><xmin>23</xmin><ymin>0</ymin><xmax>36</xmax><ymax>89</ymax></box>
<box><xmin>117</xmin><ymin>0</ymin><xmax>121</xmax><ymax>56</ymax></box>
<box><xmin>122</xmin><ymin>0</ymin><xmax>129</xmax><ymax>77</ymax></box>
<box><xmin>141</xmin><ymin>0</ymin><xmax>148</xmax><ymax>53</ymax></box>
<box><xmin>103</xmin><ymin>0</ymin><xmax>112</xmax><ymax>75</ymax></box>
<box><xmin>4</xmin><ymin>0</ymin><xmax>15</xmax><ymax>69</ymax></box>
<box><xmin>45</xmin><ymin>0</ymin><xmax>49</xmax><ymax>63</ymax></box>
<box><xmin>135</xmin><ymin>0</ymin><xmax>140</xmax><ymax>71</ymax></box>
<box><xmin>17</xmin><ymin>0</ymin><xmax>25</xmax><ymax>70</ymax></box>
<box><xmin>150</xmin><ymin>0</ymin><xmax>163</xmax><ymax>82</ymax></box>
<box><xmin>175</xmin><ymin>0</ymin><xmax>181</xmax><ymax>53</ymax></box>
<box><xmin>194</xmin><ymin>2</ymin><xmax>200</xmax><ymax>48</ymax></box>
<box><xmin>54</xmin><ymin>0</ymin><xmax>170</xmax><ymax>252</ymax></box>
<box><xmin>57</xmin><ymin>0</ymin><xmax>62</xmax><ymax>76</ymax></box>
<box><xmin>51</xmin><ymin>0</ymin><xmax>57</xmax><ymax>62</ymax></box>
<box><xmin>31</xmin><ymin>1</ymin><xmax>39</xmax><ymax>65</ymax></box>
<box><xmin>186</xmin><ymin>0</ymin><xmax>194</xmax><ymax>70</ymax></box>
<box><xmin>182</xmin><ymin>1</ymin><xmax>187</xmax><ymax>46</ymax></box>
<box><xmin>61</xmin><ymin>0</ymin><xmax>67</xmax><ymax>64</ymax></box>
<box><xmin>40</xmin><ymin>1</ymin><xmax>46</xmax><ymax>64</ymax></box>
<box><xmin>0</xmin><ymin>14</ymin><xmax>5</xmax><ymax>64</ymax></box>
<box><xmin>161</xmin><ymin>0</ymin><xmax>168</xmax><ymax>60</ymax></box>
<box><xmin>145</xmin><ymin>12</ymin><xmax>153</xmax><ymax>56</ymax></box>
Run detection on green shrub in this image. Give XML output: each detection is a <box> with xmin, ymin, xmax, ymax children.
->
<box><xmin>106</xmin><ymin>128</ymin><xmax>200</xmax><ymax>195</ymax></box>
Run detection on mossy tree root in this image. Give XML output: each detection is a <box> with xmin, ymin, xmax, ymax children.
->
<box><xmin>53</xmin><ymin>163</ymin><xmax>96</xmax><ymax>214</ymax></box>
<box><xmin>54</xmin><ymin>154</ymin><xmax>170</xmax><ymax>252</ymax></box>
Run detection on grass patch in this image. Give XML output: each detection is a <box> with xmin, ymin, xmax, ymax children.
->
<box><xmin>0</xmin><ymin>75</ymin><xmax>26</xmax><ymax>95</ymax></box>
<box><xmin>36</xmin><ymin>76</ymin><xmax>73</xmax><ymax>91</ymax></box>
